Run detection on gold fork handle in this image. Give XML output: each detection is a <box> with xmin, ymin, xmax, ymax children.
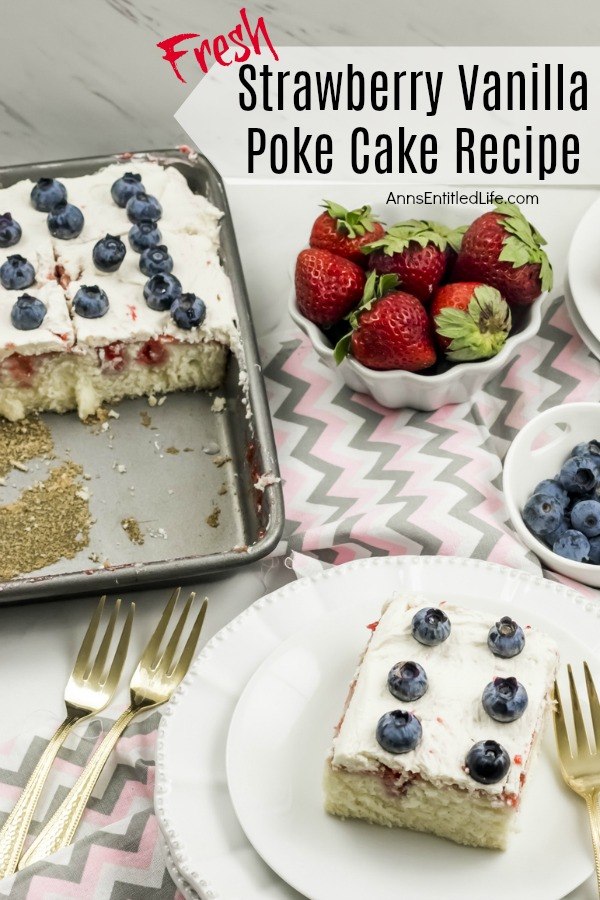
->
<box><xmin>18</xmin><ymin>706</ymin><xmax>137</xmax><ymax>869</ymax></box>
<box><xmin>586</xmin><ymin>791</ymin><xmax>600</xmax><ymax>896</ymax></box>
<box><xmin>0</xmin><ymin>715</ymin><xmax>79</xmax><ymax>877</ymax></box>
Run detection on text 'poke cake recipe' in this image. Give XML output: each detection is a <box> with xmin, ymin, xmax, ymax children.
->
<box><xmin>0</xmin><ymin>159</ymin><xmax>238</xmax><ymax>421</ymax></box>
<box><xmin>324</xmin><ymin>597</ymin><xmax>559</xmax><ymax>850</ymax></box>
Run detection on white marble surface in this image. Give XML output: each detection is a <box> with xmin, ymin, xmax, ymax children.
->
<box><xmin>0</xmin><ymin>3</ymin><xmax>598</xmax><ymax>897</ymax></box>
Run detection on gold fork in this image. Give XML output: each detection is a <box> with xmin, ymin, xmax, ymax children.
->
<box><xmin>19</xmin><ymin>587</ymin><xmax>207</xmax><ymax>869</ymax></box>
<box><xmin>0</xmin><ymin>596</ymin><xmax>133</xmax><ymax>877</ymax></box>
<box><xmin>553</xmin><ymin>662</ymin><xmax>600</xmax><ymax>894</ymax></box>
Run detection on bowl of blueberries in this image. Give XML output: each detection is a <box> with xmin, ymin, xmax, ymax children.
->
<box><xmin>503</xmin><ymin>402</ymin><xmax>600</xmax><ymax>587</ymax></box>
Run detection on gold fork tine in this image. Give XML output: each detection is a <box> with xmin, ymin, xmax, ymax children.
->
<box><xmin>585</xmin><ymin>662</ymin><xmax>600</xmax><ymax>752</ymax></box>
<box><xmin>173</xmin><ymin>598</ymin><xmax>207</xmax><ymax>679</ymax></box>
<box><xmin>88</xmin><ymin>598</ymin><xmax>121</xmax><ymax>683</ymax></box>
<box><xmin>553</xmin><ymin>680</ymin><xmax>572</xmax><ymax>762</ymax></box>
<box><xmin>72</xmin><ymin>596</ymin><xmax>106</xmax><ymax>680</ymax></box>
<box><xmin>157</xmin><ymin>592</ymin><xmax>194</xmax><ymax>674</ymax></box>
<box><xmin>103</xmin><ymin>603</ymin><xmax>135</xmax><ymax>696</ymax></box>
<box><xmin>142</xmin><ymin>586</ymin><xmax>180</xmax><ymax>668</ymax></box>
<box><xmin>568</xmin><ymin>664</ymin><xmax>592</xmax><ymax>757</ymax></box>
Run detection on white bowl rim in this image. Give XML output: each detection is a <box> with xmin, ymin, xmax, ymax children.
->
<box><xmin>504</xmin><ymin>401</ymin><xmax>600</xmax><ymax>573</ymax></box>
<box><xmin>289</xmin><ymin>286</ymin><xmax>548</xmax><ymax>386</ymax></box>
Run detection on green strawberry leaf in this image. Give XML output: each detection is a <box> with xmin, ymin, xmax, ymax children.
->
<box><xmin>333</xmin><ymin>332</ymin><xmax>352</xmax><ymax>364</ymax></box>
<box><xmin>434</xmin><ymin>285</ymin><xmax>511</xmax><ymax>362</ymax></box>
<box><xmin>445</xmin><ymin>224</ymin><xmax>467</xmax><ymax>254</ymax></box>
<box><xmin>498</xmin><ymin>235</ymin><xmax>532</xmax><ymax>268</ymax></box>
<box><xmin>539</xmin><ymin>253</ymin><xmax>554</xmax><ymax>292</ymax></box>
<box><xmin>347</xmin><ymin>271</ymin><xmax>398</xmax><ymax>329</ymax></box>
<box><xmin>322</xmin><ymin>200</ymin><xmax>381</xmax><ymax>239</ymax></box>
<box><xmin>493</xmin><ymin>202</ymin><xmax>553</xmax><ymax>292</ymax></box>
<box><xmin>362</xmin><ymin>219</ymin><xmax>450</xmax><ymax>256</ymax></box>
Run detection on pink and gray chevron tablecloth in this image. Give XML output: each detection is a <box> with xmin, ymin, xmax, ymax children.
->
<box><xmin>1</xmin><ymin>293</ymin><xmax>598</xmax><ymax>899</ymax></box>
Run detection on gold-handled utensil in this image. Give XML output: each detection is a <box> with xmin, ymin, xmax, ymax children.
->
<box><xmin>553</xmin><ymin>662</ymin><xmax>600</xmax><ymax>895</ymax></box>
<box><xmin>19</xmin><ymin>587</ymin><xmax>206</xmax><ymax>869</ymax></box>
<box><xmin>0</xmin><ymin>596</ymin><xmax>133</xmax><ymax>877</ymax></box>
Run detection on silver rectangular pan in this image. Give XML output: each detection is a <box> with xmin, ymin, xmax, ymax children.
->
<box><xmin>0</xmin><ymin>148</ymin><xmax>284</xmax><ymax>604</ymax></box>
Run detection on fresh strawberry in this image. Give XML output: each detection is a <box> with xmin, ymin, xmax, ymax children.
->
<box><xmin>364</xmin><ymin>220</ymin><xmax>465</xmax><ymax>303</ymax></box>
<box><xmin>309</xmin><ymin>201</ymin><xmax>384</xmax><ymax>266</ymax></box>
<box><xmin>334</xmin><ymin>272</ymin><xmax>436</xmax><ymax>372</ymax></box>
<box><xmin>431</xmin><ymin>282</ymin><xmax>512</xmax><ymax>361</ymax></box>
<box><xmin>295</xmin><ymin>248</ymin><xmax>365</xmax><ymax>328</ymax></box>
<box><xmin>453</xmin><ymin>203</ymin><xmax>552</xmax><ymax>306</ymax></box>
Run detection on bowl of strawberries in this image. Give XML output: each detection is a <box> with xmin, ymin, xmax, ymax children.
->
<box><xmin>290</xmin><ymin>200</ymin><xmax>552</xmax><ymax>410</ymax></box>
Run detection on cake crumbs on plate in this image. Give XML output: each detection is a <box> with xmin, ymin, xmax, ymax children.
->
<box><xmin>140</xmin><ymin>411</ymin><xmax>153</xmax><ymax>427</ymax></box>
<box><xmin>206</xmin><ymin>505</ymin><xmax>221</xmax><ymax>528</ymax></box>
<box><xmin>0</xmin><ymin>462</ymin><xmax>91</xmax><ymax>580</ymax></box>
<box><xmin>165</xmin><ymin>446</ymin><xmax>180</xmax><ymax>455</ymax></box>
<box><xmin>121</xmin><ymin>516</ymin><xmax>145</xmax><ymax>545</ymax></box>
<box><xmin>218</xmin><ymin>483</ymin><xmax>228</xmax><ymax>496</ymax></box>
<box><xmin>211</xmin><ymin>397</ymin><xmax>226</xmax><ymax>413</ymax></box>
<box><xmin>0</xmin><ymin>415</ymin><xmax>54</xmax><ymax>478</ymax></box>
<box><xmin>212</xmin><ymin>455</ymin><xmax>232</xmax><ymax>468</ymax></box>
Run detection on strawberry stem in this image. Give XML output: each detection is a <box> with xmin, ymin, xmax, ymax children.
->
<box><xmin>321</xmin><ymin>200</ymin><xmax>381</xmax><ymax>239</ymax></box>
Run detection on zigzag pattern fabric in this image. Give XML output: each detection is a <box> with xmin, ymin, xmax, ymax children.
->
<box><xmin>0</xmin><ymin>295</ymin><xmax>598</xmax><ymax>898</ymax></box>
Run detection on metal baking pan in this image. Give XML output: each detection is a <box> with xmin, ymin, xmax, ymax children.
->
<box><xmin>0</xmin><ymin>148</ymin><xmax>284</xmax><ymax>604</ymax></box>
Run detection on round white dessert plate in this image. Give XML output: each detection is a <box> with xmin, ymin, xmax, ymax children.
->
<box><xmin>564</xmin><ymin>273</ymin><xmax>600</xmax><ymax>362</ymax></box>
<box><xmin>568</xmin><ymin>193</ymin><xmax>600</xmax><ymax>346</ymax></box>
<box><xmin>157</xmin><ymin>557</ymin><xmax>598</xmax><ymax>900</ymax></box>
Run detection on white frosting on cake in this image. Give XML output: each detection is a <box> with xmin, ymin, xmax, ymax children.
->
<box><xmin>0</xmin><ymin>282</ymin><xmax>74</xmax><ymax>362</ymax></box>
<box><xmin>0</xmin><ymin>160</ymin><xmax>237</xmax><ymax>358</ymax></box>
<box><xmin>330</xmin><ymin>597</ymin><xmax>558</xmax><ymax>797</ymax></box>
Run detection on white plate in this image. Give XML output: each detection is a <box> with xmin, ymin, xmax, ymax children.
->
<box><xmin>226</xmin><ymin>595</ymin><xmax>590</xmax><ymax>900</ymax></box>
<box><xmin>565</xmin><ymin>273</ymin><xmax>600</xmax><ymax>361</ymax></box>
<box><xmin>156</xmin><ymin>556</ymin><xmax>600</xmax><ymax>900</ymax></box>
<box><xmin>568</xmin><ymin>195</ymin><xmax>600</xmax><ymax>344</ymax></box>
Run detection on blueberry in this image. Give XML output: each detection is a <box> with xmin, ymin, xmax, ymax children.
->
<box><xmin>387</xmin><ymin>662</ymin><xmax>428</xmax><ymax>702</ymax></box>
<box><xmin>482</xmin><ymin>677</ymin><xmax>528</xmax><ymax>723</ymax></box>
<box><xmin>589</xmin><ymin>536</ymin><xmax>600</xmax><ymax>564</ymax></box>
<box><xmin>532</xmin><ymin>479</ymin><xmax>569</xmax><ymax>509</ymax></box>
<box><xmin>544</xmin><ymin>516</ymin><xmax>569</xmax><ymax>548</ymax></box>
<box><xmin>570</xmin><ymin>499</ymin><xmax>600</xmax><ymax>537</ymax></box>
<box><xmin>571</xmin><ymin>440</ymin><xmax>600</xmax><ymax>460</ymax></box>
<box><xmin>559</xmin><ymin>456</ymin><xmax>599</xmax><ymax>495</ymax></box>
<box><xmin>139</xmin><ymin>245</ymin><xmax>173</xmax><ymax>277</ymax></box>
<box><xmin>375</xmin><ymin>710</ymin><xmax>422</xmax><ymax>754</ymax></box>
<box><xmin>170</xmin><ymin>292</ymin><xmax>206</xmax><ymax>329</ymax></box>
<box><xmin>465</xmin><ymin>740</ymin><xmax>510</xmax><ymax>785</ymax></box>
<box><xmin>92</xmin><ymin>234</ymin><xmax>126</xmax><ymax>273</ymax></box>
<box><xmin>0</xmin><ymin>213</ymin><xmax>21</xmax><ymax>248</ymax></box>
<box><xmin>487</xmin><ymin>616</ymin><xmax>525</xmax><ymax>658</ymax></box>
<box><xmin>47</xmin><ymin>201</ymin><xmax>84</xmax><ymax>239</ymax></box>
<box><xmin>110</xmin><ymin>172</ymin><xmax>145</xmax><ymax>208</ymax></box>
<box><xmin>128</xmin><ymin>220</ymin><xmax>162</xmax><ymax>253</ymax></box>
<box><xmin>73</xmin><ymin>285</ymin><xmax>109</xmax><ymax>319</ymax></box>
<box><xmin>143</xmin><ymin>273</ymin><xmax>182</xmax><ymax>311</ymax></box>
<box><xmin>126</xmin><ymin>192</ymin><xmax>162</xmax><ymax>224</ymax></box>
<box><xmin>30</xmin><ymin>177</ymin><xmax>67</xmax><ymax>212</ymax></box>
<box><xmin>0</xmin><ymin>254</ymin><xmax>35</xmax><ymax>290</ymax></box>
<box><xmin>411</xmin><ymin>607</ymin><xmax>451</xmax><ymax>646</ymax></box>
<box><xmin>10</xmin><ymin>293</ymin><xmax>46</xmax><ymax>330</ymax></box>
<box><xmin>553</xmin><ymin>529</ymin><xmax>590</xmax><ymax>562</ymax></box>
<box><xmin>522</xmin><ymin>492</ymin><xmax>563</xmax><ymax>538</ymax></box>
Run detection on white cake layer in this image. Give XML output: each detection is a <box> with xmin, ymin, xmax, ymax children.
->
<box><xmin>330</xmin><ymin>598</ymin><xmax>558</xmax><ymax>798</ymax></box>
<box><xmin>0</xmin><ymin>180</ymin><xmax>57</xmax><ymax>283</ymax></box>
<box><xmin>0</xmin><ymin>282</ymin><xmax>74</xmax><ymax>362</ymax></box>
<box><xmin>64</xmin><ymin>231</ymin><xmax>237</xmax><ymax>349</ymax></box>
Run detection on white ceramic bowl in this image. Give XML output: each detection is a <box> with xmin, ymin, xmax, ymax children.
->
<box><xmin>289</xmin><ymin>287</ymin><xmax>548</xmax><ymax>411</ymax></box>
<box><xmin>503</xmin><ymin>402</ymin><xmax>600</xmax><ymax>588</ymax></box>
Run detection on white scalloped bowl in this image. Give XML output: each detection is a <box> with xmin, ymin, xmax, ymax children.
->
<box><xmin>289</xmin><ymin>286</ymin><xmax>548</xmax><ymax>411</ymax></box>
<box><xmin>504</xmin><ymin>402</ymin><xmax>600</xmax><ymax>588</ymax></box>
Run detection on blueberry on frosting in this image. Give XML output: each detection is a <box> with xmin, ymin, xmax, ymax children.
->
<box><xmin>0</xmin><ymin>255</ymin><xmax>35</xmax><ymax>290</ymax></box>
<box><xmin>0</xmin><ymin>213</ymin><xmax>21</xmax><ymax>248</ymax></box>
<box><xmin>111</xmin><ymin>172</ymin><xmax>145</xmax><ymax>208</ymax></box>
<box><xmin>487</xmin><ymin>616</ymin><xmax>525</xmax><ymax>659</ymax></box>
<box><xmin>31</xmin><ymin>178</ymin><xmax>67</xmax><ymax>212</ymax></box>
<box><xmin>129</xmin><ymin>220</ymin><xmax>162</xmax><ymax>253</ymax></box>
<box><xmin>411</xmin><ymin>607</ymin><xmax>451</xmax><ymax>647</ymax></box>
<box><xmin>170</xmin><ymin>292</ymin><xmax>206</xmax><ymax>330</ymax></box>
<box><xmin>482</xmin><ymin>677</ymin><xmax>528</xmax><ymax>723</ymax></box>
<box><xmin>93</xmin><ymin>234</ymin><xmax>126</xmax><ymax>272</ymax></box>
<box><xmin>387</xmin><ymin>661</ymin><xmax>428</xmax><ymax>702</ymax></box>
<box><xmin>376</xmin><ymin>710</ymin><xmax>422</xmax><ymax>754</ymax></box>
<box><xmin>73</xmin><ymin>285</ymin><xmax>109</xmax><ymax>318</ymax></box>
<box><xmin>139</xmin><ymin>245</ymin><xmax>173</xmax><ymax>277</ymax></box>
<box><xmin>126</xmin><ymin>192</ymin><xmax>162</xmax><ymax>224</ymax></box>
<box><xmin>47</xmin><ymin>201</ymin><xmax>84</xmax><ymax>239</ymax></box>
<box><xmin>466</xmin><ymin>740</ymin><xmax>510</xmax><ymax>785</ymax></box>
<box><xmin>143</xmin><ymin>273</ymin><xmax>182</xmax><ymax>311</ymax></box>
<box><xmin>11</xmin><ymin>294</ymin><xmax>46</xmax><ymax>330</ymax></box>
